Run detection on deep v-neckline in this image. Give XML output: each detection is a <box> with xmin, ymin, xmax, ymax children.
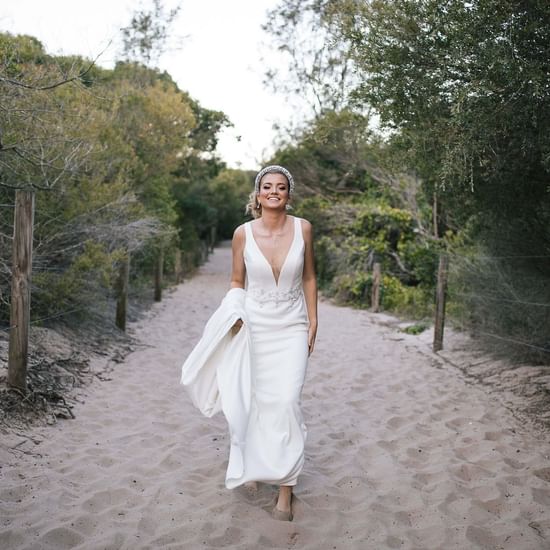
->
<box><xmin>249</xmin><ymin>216</ymin><xmax>297</xmax><ymax>287</ymax></box>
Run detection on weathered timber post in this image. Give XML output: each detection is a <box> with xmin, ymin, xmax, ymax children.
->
<box><xmin>182</xmin><ymin>250</ymin><xmax>192</xmax><ymax>275</ymax></box>
<box><xmin>174</xmin><ymin>249</ymin><xmax>182</xmax><ymax>284</ymax></box>
<box><xmin>433</xmin><ymin>254</ymin><xmax>449</xmax><ymax>352</ymax></box>
<box><xmin>154</xmin><ymin>246</ymin><xmax>164</xmax><ymax>302</ymax></box>
<box><xmin>371</xmin><ymin>262</ymin><xmax>382</xmax><ymax>313</ymax></box>
<box><xmin>209</xmin><ymin>225</ymin><xmax>216</xmax><ymax>252</ymax></box>
<box><xmin>433</xmin><ymin>191</ymin><xmax>439</xmax><ymax>239</ymax></box>
<box><xmin>8</xmin><ymin>190</ymin><xmax>35</xmax><ymax>393</ymax></box>
<box><xmin>115</xmin><ymin>252</ymin><xmax>130</xmax><ymax>331</ymax></box>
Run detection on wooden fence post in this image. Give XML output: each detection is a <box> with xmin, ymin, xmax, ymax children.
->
<box><xmin>174</xmin><ymin>249</ymin><xmax>182</xmax><ymax>284</ymax></box>
<box><xmin>182</xmin><ymin>250</ymin><xmax>192</xmax><ymax>275</ymax></box>
<box><xmin>210</xmin><ymin>225</ymin><xmax>216</xmax><ymax>253</ymax></box>
<box><xmin>371</xmin><ymin>262</ymin><xmax>381</xmax><ymax>312</ymax></box>
<box><xmin>433</xmin><ymin>254</ymin><xmax>449</xmax><ymax>352</ymax></box>
<box><xmin>8</xmin><ymin>190</ymin><xmax>35</xmax><ymax>393</ymax></box>
<box><xmin>115</xmin><ymin>252</ymin><xmax>130</xmax><ymax>331</ymax></box>
<box><xmin>433</xmin><ymin>191</ymin><xmax>439</xmax><ymax>239</ymax></box>
<box><xmin>154</xmin><ymin>246</ymin><xmax>164</xmax><ymax>302</ymax></box>
<box><xmin>201</xmin><ymin>239</ymin><xmax>208</xmax><ymax>263</ymax></box>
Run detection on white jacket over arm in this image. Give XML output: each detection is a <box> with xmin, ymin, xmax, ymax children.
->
<box><xmin>180</xmin><ymin>287</ymin><xmax>252</xmax><ymax>484</ymax></box>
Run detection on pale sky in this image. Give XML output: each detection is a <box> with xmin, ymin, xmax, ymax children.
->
<box><xmin>1</xmin><ymin>0</ymin><xmax>293</xmax><ymax>170</ymax></box>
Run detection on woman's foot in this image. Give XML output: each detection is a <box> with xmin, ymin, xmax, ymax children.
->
<box><xmin>272</xmin><ymin>486</ymin><xmax>293</xmax><ymax>521</ymax></box>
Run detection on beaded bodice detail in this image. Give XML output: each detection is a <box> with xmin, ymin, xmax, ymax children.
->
<box><xmin>248</xmin><ymin>285</ymin><xmax>303</xmax><ymax>306</ymax></box>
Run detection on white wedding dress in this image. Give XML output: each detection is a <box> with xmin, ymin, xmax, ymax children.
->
<box><xmin>226</xmin><ymin>215</ymin><xmax>309</xmax><ymax>488</ymax></box>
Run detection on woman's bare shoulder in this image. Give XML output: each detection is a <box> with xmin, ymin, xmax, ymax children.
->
<box><xmin>232</xmin><ymin>224</ymin><xmax>246</xmax><ymax>246</ymax></box>
<box><xmin>295</xmin><ymin>216</ymin><xmax>313</xmax><ymax>236</ymax></box>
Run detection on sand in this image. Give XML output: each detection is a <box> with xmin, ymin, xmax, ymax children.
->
<box><xmin>1</xmin><ymin>244</ymin><xmax>549</xmax><ymax>550</ymax></box>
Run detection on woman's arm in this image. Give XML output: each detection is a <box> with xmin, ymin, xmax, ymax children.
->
<box><xmin>230</xmin><ymin>225</ymin><xmax>246</xmax><ymax>289</ymax></box>
<box><xmin>230</xmin><ymin>225</ymin><xmax>246</xmax><ymax>334</ymax></box>
<box><xmin>301</xmin><ymin>219</ymin><xmax>318</xmax><ymax>356</ymax></box>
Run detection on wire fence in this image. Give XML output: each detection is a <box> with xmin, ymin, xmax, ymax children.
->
<box><xmin>2</xmin><ymin>210</ymin><xmax>549</xmax><ymax>360</ymax></box>
<box><xmin>476</xmin><ymin>331</ymin><xmax>550</xmax><ymax>354</ymax></box>
<box><xmin>441</xmin><ymin>249</ymin><xmax>550</xmax><ymax>356</ymax></box>
<box><xmin>448</xmin><ymin>253</ymin><xmax>550</xmax><ymax>260</ymax></box>
<box><xmin>451</xmin><ymin>291</ymin><xmax>550</xmax><ymax>308</ymax></box>
<box><xmin>0</xmin><ymin>277</ymin><xmax>181</xmax><ymax>333</ymax></box>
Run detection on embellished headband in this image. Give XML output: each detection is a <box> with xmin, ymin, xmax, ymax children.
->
<box><xmin>254</xmin><ymin>165</ymin><xmax>295</xmax><ymax>195</ymax></box>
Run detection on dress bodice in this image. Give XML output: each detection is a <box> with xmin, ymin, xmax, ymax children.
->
<box><xmin>243</xmin><ymin>216</ymin><xmax>306</xmax><ymax>310</ymax></box>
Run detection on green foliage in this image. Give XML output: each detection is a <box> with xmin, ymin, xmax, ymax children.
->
<box><xmin>331</xmin><ymin>271</ymin><xmax>372</xmax><ymax>305</ymax></box>
<box><xmin>446</xmin><ymin>226</ymin><xmax>550</xmax><ymax>361</ymax></box>
<box><xmin>311</xmin><ymin>235</ymin><xmax>336</xmax><ymax>287</ymax></box>
<box><xmin>0</xmin><ymin>30</ymin><xmax>231</xmax><ymax>328</ymax></box>
<box><xmin>0</xmin><ymin>33</ymin><xmax>47</xmax><ymax>75</ymax></box>
<box><xmin>295</xmin><ymin>195</ymin><xmax>438</xmax><ymax>316</ymax></box>
<box><xmin>264</xmin><ymin>0</ymin><xmax>355</xmax><ymax>117</ymax></box>
<box><xmin>345</xmin><ymin>0</ymin><xmax>550</xmax><ymax>224</ymax></box>
<box><xmin>32</xmin><ymin>241</ymin><xmax>116</xmax><ymax>321</ymax></box>
<box><xmin>379</xmin><ymin>275</ymin><xmax>431</xmax><ymax>317</ymax></box>
<box><xmin>120</xmin><ymin>0</ymin><xmax>181</xmax><ymax>66</ymax></box>
<box><xmin>208</xmin><ymin>169</ymin><xmax>255</xmax><ymax>238</ymax></box>
<box><xmin>272</xmin><ymin>109</ymin><xmax>382</xmax><ymax>197</ymax></box>
<box><xmin>292</xmin><ymin>196</ymin><xmax>335</xmax><ymax>236</ymax></box>
<box><xmin>402</xmin><ymin>321</ymin><xmax>430</xmax><ymax>335</ymax></box>
<box><xmin>342</xmin><ymin>0</ymin><xmax>550</xmax><ymax>352</ymax></box>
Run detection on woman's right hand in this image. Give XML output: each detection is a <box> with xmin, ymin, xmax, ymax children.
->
<box><xmin>230</xmin><ymin>318</ymin><xmax>243</xmax><ymax>336</ymax></box>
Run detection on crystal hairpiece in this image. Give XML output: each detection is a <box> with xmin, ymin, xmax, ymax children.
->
<box><xmin>254</xmin><ymin>165</ymin><xmax>295</xmax><ymax>194</ymax></box>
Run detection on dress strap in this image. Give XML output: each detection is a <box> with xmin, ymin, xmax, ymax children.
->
<box><xmin>294</xmin><ymin>216</ymin><xmax>302</xmax><ymax>244</ymax></box>
<box><xmin>243</xmin><ymin>221</ymin><xmax>252</xmax><ymax>247</ymax></box>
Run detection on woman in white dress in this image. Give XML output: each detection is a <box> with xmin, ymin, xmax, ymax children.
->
<box><xmin>230</xmin><ymin>165</ymin><xmax>318</xmax><ymax>521</ymax></box>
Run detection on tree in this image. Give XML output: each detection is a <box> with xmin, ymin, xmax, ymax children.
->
<box><xmin>327</xmin><ymin>0</ymin><xmax>550</xmax><ymax>354</ymax></box>
<box><xmin>120</xmin><ymin>0</ymin><xmax>182</xmax><ymax>67</ymax></box>
<box><xmin>0</xmin><ymin>31</ymin><xmax>231</xmax><ymax>330</ymax></box>
<box><xmin>263</xmin><ymin>0</ymin><xmax>357</xmax><ymax>121</ymax></box>
<box><xmin>341</xmin><ymin>1</ymin><xmax>550</xmax><ymax>224</ymax></box>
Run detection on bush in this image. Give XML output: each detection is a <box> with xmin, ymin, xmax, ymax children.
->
<box><xmin>380</xmin><ymin>275</ymin><xmax>433</xmax><ymax>318</ymax></box>
<box><xmin>293</xmin><ymin>195</ymin><xmax>438</xmax><ymax>316</ymax></box>
<box><xmin>332</xmin><ymin>271</ymin><xmax>373</xmax><ymax>305</ymax></box>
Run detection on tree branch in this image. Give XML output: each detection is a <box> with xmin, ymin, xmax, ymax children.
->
<box><xmin>0</xmin><ymin>43</ymin><xmax>109</xmax><ymax>91</ymax></box>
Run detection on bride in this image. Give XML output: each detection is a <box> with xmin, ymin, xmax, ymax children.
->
<box><xmin>181</xmin><ymin>165</ymin><xmax>317</xmax><ymax>522</ymax></box>
<box><xmin>229</xmin><ymin>165</ymin><xmax>318</xmax><ymax>521</ymax></box>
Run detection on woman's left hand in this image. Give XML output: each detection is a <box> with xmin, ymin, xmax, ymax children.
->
<box><xmin>308</xmin><ymin>325</ymin><xmax>317</xmax><ymax>356</ymax></box>
<box><xmin>230</xmin><ymin>318</ymin><xmax>243</xmax><ymax>336</ymax></box>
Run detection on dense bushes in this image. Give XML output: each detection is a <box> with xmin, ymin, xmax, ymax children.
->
<box><xmin>294</xmin><ymin>196</ymin><xmax>440</xmax><ymax>317</ymax></box>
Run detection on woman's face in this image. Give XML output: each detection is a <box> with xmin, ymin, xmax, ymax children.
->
<box><xmin>258</xmin><ymin>172</ymin><xmax>290</xmax><ymax>211</ymax></box>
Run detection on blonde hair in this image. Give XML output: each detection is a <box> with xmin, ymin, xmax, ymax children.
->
<box><xmin>245</xmin><ymin>190</ymin><xmax>262</xmax><ymax>219</ymax></box>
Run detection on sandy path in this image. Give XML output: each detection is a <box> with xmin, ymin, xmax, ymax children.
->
<box><xmin>1</xmin><ymin>244</ymin><xmax>550</xmax><ymax>550</ymax></box>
